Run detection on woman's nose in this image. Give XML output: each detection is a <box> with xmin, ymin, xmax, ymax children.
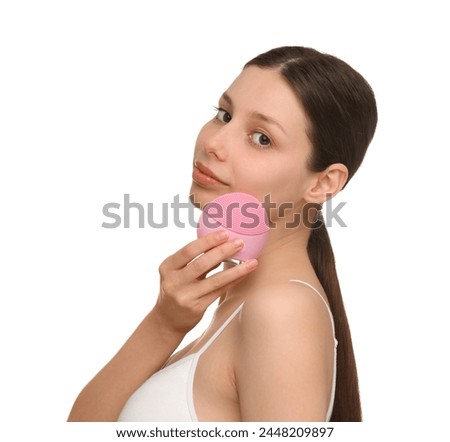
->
<box><xmin>204</xmin><ymin>125</ymin><xmax>232</xmax><ymax>161</ymax></box>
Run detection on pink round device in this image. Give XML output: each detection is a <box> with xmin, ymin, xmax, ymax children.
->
<box><xmin>197</xmin><ymin>192</ymin><xmax>270</xmax><ymax>261</ymax></box>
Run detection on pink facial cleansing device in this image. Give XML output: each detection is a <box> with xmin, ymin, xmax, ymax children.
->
<box><xmin>197</xmin><ymin>192</ymin><xmax>270</xmax><ymax>262</ymax></box>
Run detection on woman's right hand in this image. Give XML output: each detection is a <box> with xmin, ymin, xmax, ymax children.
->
<box><xmin>154</xmin><ymin>230</ymin><xmax>258</xmax><ymax>335</ymax></box>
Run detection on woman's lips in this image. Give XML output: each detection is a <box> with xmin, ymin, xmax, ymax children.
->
<box><xmin>192</xmin><ymin>161</ymin><xmax>227</xmax><ymax>186</ymax></box>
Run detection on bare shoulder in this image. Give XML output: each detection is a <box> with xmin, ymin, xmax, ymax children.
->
<box><xmin>238</xmin><ymin>281</ymin><xmax>334</xmax><ymax>339</ymax></box>
<box><xmin>235</xmin><ymin>281</ymin><xmax>336</xmax><ymax>421</ymax></box>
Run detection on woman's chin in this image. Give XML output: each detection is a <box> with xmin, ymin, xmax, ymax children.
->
<box><xmin>189</xmin><ymin>185</ymin><xmax>230</xmax><ymax>210</ymax></box>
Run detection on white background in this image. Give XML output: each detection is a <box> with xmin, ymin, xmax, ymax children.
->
<box><xmin>1</xmin><ymin>0</ymin><xmax>449</xmax><ymax>440</ymax></box>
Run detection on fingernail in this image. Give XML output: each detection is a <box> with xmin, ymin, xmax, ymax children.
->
<box><xmin>216</xmin><ymin>230</ymin><xmax>228</xmax><ymax>240</ymax></box>
<box><xmin>245</xmin><ymin>259</ymin><xmax>258</xmax><ymax>270</ymax></box>
<box><xmin>233</xmin><ymin>239</ymin><xmax>244</xmax><ymax>248</ymax></box>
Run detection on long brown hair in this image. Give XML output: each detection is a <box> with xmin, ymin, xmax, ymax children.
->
<box><xmin>245</xmin><ymin>47</ymin><xmax>378</xmax><ymax>421</ymax></box>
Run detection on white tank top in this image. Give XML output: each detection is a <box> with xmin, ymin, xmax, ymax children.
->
<box><xmin>117</xmin><ymin>280</ymin><xmax>338</xmax><ymax>422</ymax></box>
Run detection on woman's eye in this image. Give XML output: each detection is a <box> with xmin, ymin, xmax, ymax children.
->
<box><xmin>251</xmin><ymin>131</ymin><xmax>272</xmax><ymax>147</ymax></box>
<box><xmin>215</xmin><ymin>108</ymin><xmax>232</xmax><ymax>123</ymax></box>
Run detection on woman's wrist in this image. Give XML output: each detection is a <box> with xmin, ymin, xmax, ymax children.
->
<box><xmin>148</xmin><ymin>304</ymin><xmax>188</xmax><ymax>343</ymax></box>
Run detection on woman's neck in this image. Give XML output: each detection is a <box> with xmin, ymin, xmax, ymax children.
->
<box><xmin>220</xmin><ymin>226</ymin><xmax>314</xmax><ymax>305</ymax></box>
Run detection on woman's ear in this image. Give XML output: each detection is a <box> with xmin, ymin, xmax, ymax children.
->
<box><xmin>305</xmin><ymin>163</ymin><xmax>349</xmax><ymax>204</ymax></box>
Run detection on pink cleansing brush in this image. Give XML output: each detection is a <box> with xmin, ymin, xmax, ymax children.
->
<box><xmin>197</xmin><ymin>192</ymin><xmax>270</xmax><ymax>262</ymax></box>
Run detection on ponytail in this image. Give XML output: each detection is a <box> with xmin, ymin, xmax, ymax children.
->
<box><xmin>307</xmin><ymin>212</ymin><xmax>362</xmax><ymax>422</ymax></box>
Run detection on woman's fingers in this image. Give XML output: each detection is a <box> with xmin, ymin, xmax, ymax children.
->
<box><xmin>156</xmin><ymin>232</ymin><xmax>258</xmax><ymax>334</ymax></box>
<box><xmin>196</xmin><ymin>260</ymin><xmax>222</xmax><ymax>281</ymax></box>
<box><xmin>160</xmin><ymin>230</ymin><xmax>229</xmax><ymax>272</ymax></box>
<box><xmin>195</xmin><ymin>259</ymin><xmax>258</xmax><ymax>300</ymax></box>
<box><xmin>185</xmin><ymin>238</ymin><xmax>245</xmax><ymax>280</ymax></box>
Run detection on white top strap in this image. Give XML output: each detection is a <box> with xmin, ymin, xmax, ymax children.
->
<box><xmin>289</xmin><ymin>279</ymin><xmax>338</xmax><ymax>346</ymax></box>
<box><xmin>196</xmin><ymin>303</ymin><xmax>245</xmax><ymax>357</ymax></box>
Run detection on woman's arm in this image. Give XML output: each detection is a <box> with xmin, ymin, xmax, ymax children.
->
<box><xmin>67</xmin><ymin>309</ymin><xmax>185</xmax><ymax>422</ymax></box>
<box><xmin>236</xmin><ymin>283</ymin><xmax>335</xmax><ymax>422</ymax></box>
<box><xmin>68</xmin><ymin>231</ymin><xmax>257</xmax><ymax>421</ymax></box>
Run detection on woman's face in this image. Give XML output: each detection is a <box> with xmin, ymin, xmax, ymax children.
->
<box><xmin>190</xmin><ymin>66</ymin><xmax>315</xmax><ymax>223</ymax></box>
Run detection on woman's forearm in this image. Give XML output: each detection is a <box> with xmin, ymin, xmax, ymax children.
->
<box><xmin>67</xmin><ymin>308</ymin><xmax>185</xmax><ymax>422</ymax></box>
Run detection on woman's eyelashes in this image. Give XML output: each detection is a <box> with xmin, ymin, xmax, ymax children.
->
<box><xmin>213</xmin><ymin>107</ymin><xmax>232</xmax><ymax>123</ymax></box>
<box><xmin>213</xmin><ymin>106</ymin><xmax>273</xmax><ymax>149</ymax></box>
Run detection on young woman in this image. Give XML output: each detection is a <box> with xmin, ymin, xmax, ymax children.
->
<box><xmin>68</xmin><ymin>46</ymin><xmax>377</xmax><ymax>422</ymax></box>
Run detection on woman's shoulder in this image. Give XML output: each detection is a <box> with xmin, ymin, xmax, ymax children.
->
<box><xmin>240</xmin><ymin>280</ymin><xmax>330</xmax><ymax>319</ymax></box>
<box><xmin>234</xmin><ymin>280</ymin><xmax>336</xmax><ymax>420</ymax></box>
<box><xmin>238</xmin><ymin>280</ymin><xmax>334</xmax><ymax>343</ymax></box>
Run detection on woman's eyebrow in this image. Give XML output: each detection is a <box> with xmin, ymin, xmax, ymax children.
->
<box><xmin>250</xmin><ymin>111</ymin><xmax>287</xmax><ymax>135</ymax></box>
<box><xmin>220</xmin><ymin>92</ymin><xmax>287</xmax><ymax>135</ymax></box>
<box><xmin>220</xmin><ymin>92</ymin><xmax>233</xmax><ymax>106</ymax></box>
